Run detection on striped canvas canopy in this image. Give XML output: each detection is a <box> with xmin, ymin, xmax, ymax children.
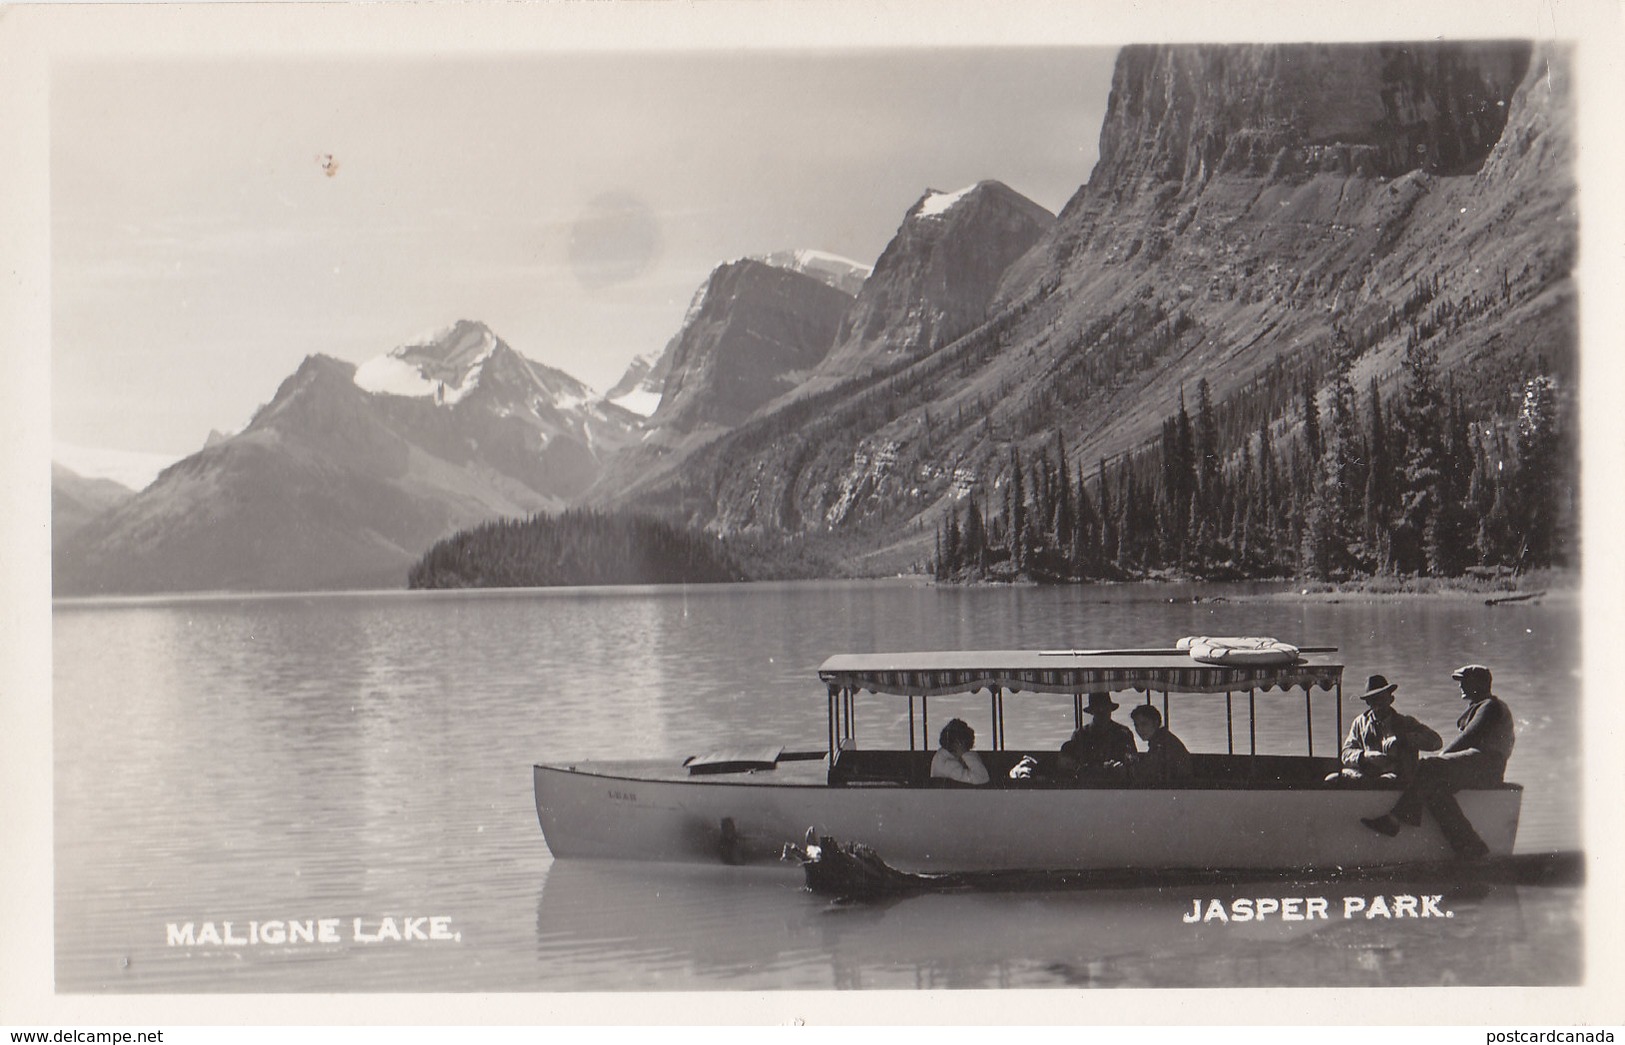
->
<box><xmin>818</xmin><ymin>650</ymin><xmax>1343</xmax><ymax>697</ymax></box>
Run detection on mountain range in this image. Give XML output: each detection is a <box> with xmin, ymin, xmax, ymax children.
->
<box><xmin>54</xmin><ymin>40</ymin><xmax>1576</xmax><ymax>594</ymax></box>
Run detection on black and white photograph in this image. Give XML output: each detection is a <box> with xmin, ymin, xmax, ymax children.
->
<box><xmin>3</xmin><ymin>0</ymin><xmax>1622</xmax><ymax>1030</ymax></box>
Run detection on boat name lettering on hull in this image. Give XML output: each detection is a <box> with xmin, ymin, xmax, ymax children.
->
<box><xmin>609</xmin><ymin>789</ymin><xmax>638</xmax><ymax>802</ymax></box>
<box><xmin>1183</xmin><ymin>894</ymin><xmax>1452</xmax><ymax>923</ymax></box>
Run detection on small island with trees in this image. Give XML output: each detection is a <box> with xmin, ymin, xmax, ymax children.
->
<box><xmin>407</xmin><ymin>508</ymin><xmax>746</xmax><ymax>589</ymax></box>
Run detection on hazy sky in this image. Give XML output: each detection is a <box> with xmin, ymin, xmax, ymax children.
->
<box><xmin>52</xmin><ymin>48</ymin><xmax>1117</xmax><ymax>474</ymax></box>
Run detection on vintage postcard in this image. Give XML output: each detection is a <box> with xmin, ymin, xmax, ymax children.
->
<box><xmin>3</xmin><ymin>0</ymin><xmax>1622</xmax><ymax>1031</ymax></box>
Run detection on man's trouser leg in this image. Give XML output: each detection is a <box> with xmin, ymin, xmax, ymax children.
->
<box><xmin>1389</xmin><ymin>753</ymin><xmax>1499</xmax><ymax>855</ymax></box>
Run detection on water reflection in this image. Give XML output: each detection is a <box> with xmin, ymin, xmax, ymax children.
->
<box><xmin>54</xmin><ymin>582</ymin><xmax>1581</xmax><ymax>991</ymax></box>
<box><xmin>532</xmin><ymin>859</ymin><xmax>1582</xmax><ymax>990</ymax></box>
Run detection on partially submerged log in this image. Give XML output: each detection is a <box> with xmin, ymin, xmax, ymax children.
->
<box><xmin>1486</xmin><ymin>590</ymin><xmax>1545</xmax><ymax>606</ymax></box>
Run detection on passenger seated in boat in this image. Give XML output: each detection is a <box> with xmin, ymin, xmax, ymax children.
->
<box><xmin>1125</xmin><ymin>705</ymin><xmax>1194</xmax><ymax>784</ymax></box>
<box><xmin>929</xmin><ymin>718</ymin><xmax>990</xmax><ymax>786</ymax></box>
<box><xmin>1325</xmin><ymin>673</ymin><xmax>1442</xmax><ymax>784</ymax></box>
<box><xmin>1361</xmin><ymin>664</ymin><xmax>1514</xmax><ymax>860</ymax></box>
<box><xmin>1057</xmin><ymin>692</ymin><xmax>1136</xmax><ymax>779</ymax></box>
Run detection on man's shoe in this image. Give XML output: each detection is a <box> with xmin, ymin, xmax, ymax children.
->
<box><xmin>1361</xmin><ymin>815</ymin><xmax>1401</xmax><ymax>837</ymax></box>
<box><xmin>1397</xmin><ymin>809</ymin><xmax>1423</xmax><ymax>827</ymax></box>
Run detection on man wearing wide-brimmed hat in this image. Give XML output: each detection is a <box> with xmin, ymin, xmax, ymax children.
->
<box><xmin>1058</xmin><ymin>691</ymin><xmax>1137</xmax><ymax>776</ymax></box>
<box><xmin>1361</xmin><ymin>664</ymin><xmax>1517</xmax><ymax>858</ymax></box>
<box><xmin>1325</xmin><ymin>673</ymin><xmax>1442</xmax><ymax>783</ymax></box>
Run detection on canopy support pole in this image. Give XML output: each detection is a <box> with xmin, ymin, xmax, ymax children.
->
<box><xmin>1073</xmin><ymin>693</ymin><xmax>1083</xmax><ymax>731</ymax></box>
<box><xmin>922</xmin><ymin>697</ymin><xmax>929</xmax><ymax>753</ymax></box>
<box><xmin>827</xmin><ymin>684</ymin><xmax>836</xmax><ymax>761</ymax></box>
<box><xmin>1161</xmin><ymin>690</ymin><xmax>1170</xmax><ymax>729</ymax></box>
<box><xmin>1248</xmin><ymin>688</ymin><xmax>1257</xmax><ymax>757</ymax></box>
<box><xmin>1335</xmin><ymin>680</ymin><xmax>1344</xmax><ymax>749</ymax></box>
<box><xmin>1304</xmin><ymin>687</ymin><xmax>1314</xmax><ymax>756</ymax></box>
<box><xmin>1226</xmin><ymin>691</ymin><xmax>1234</xmax><ymax>754</ymax></box>
<box><xmin>908</xmin><ymin>696</ymin><xmax>916</xmax><ymax>751</ymax></box>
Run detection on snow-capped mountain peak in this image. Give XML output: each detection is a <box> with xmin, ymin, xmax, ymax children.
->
<box><xmin>354</xmin><ymin>319</ymin><xmax>500</xmax><ymax>405</ymax></box>
<box><xmin>753</xmin><ymin>248</ymin><xmax>872</xmax><ymax>296</ymax></box>
<box><xmin>914</xmin><ymin>184</ymin><xmax>977</xmax><ymax>220</ymax></box>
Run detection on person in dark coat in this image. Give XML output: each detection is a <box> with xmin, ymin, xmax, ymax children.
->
<box><xmin>1127</xmin><ymin>704</ymin><xmax>1194</xmax><ymax>784</ymax></box>
<box><xmin>1360</xmin><ymin>664</ymin><xmax>1515</xmax><ymax>858</ymax></box>
<box><xmin>1058</xmin><ymin>692</ymin><xmax>1136</xmax><ymax>777</ymax></box>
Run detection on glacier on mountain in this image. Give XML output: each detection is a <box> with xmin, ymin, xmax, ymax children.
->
<box><xmin>915</xmin><ymin>185</ymin><xmax>975</xmax><ymax>219</ymax></box>
<box><xmin>353</xmin><ymin>322</ymin><xmax>500</xmax><ymax>405</ymax></box>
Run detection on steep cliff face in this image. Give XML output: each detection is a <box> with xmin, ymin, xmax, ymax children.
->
<box><xmin>991</xmin><ymin>39</ymin><xmax>1567</xmax><ymax>448</ymax></box>
<box><xmin>1082</xmin><ymin>42</ymin><xmax>1530</xmax><ymax>203</ymax></box>
<box><xmin>816</xmin><ymin>180</ymin><xmax>1053</xmax><ymax>384</ymax></box>
<box><xmin>649</xmin><ymin>258</ymin><xmax>855</xmax><ymax>433</ymax></box>
<box><xmin>612</xmin><ymin>41</ymin><xmax>1573</xmax><ymax>574</ymax></box>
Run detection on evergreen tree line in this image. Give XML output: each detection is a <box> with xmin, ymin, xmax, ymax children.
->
<box><xmin>408</xmin><ymin>508</ymin><xmax>747</xmax><ymax>589</ymax></box>
<box><xmin>932</xmin><ymin>338</ymin><xmax>1572</xmax><ymax>583</ymax></box>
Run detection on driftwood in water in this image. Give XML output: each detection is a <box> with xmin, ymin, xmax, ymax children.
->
<box><xmin>1486</xmin><ymin>590</ymin><xmax>1545</xmax><ymax>606</ymax></box>
<box><xmin>781</xmin><ymin>830</ymin><xmax>1583</xmax><ymax>901</ymax></box>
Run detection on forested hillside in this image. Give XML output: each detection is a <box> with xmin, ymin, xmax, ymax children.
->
<box><xmin>407</xmin><ymin>509</ymin><xmax>747</xmax><ymax>589</ymax></box>
<box><xmin>933</xmin><ymin>348</ymin><xmax>1569</xmax><ymax>583</ymax></box>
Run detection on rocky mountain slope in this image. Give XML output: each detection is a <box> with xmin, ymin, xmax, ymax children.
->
<box><xmin>54</xmin><ymin>322</ymin><xmax>642</xmax><ymax>593</ymax></box>
<box><xmin>589</xmin><ymin>183</ymin><xmax>1055</xmax><ymax>509</ymax></box>
<box><xmin>604</xmin><ymin>352</ymin><xmax>670</xmax><ymax>418</ymax></box>
<box><xmin>603</xmin><ymin>249</ymin><xmax>872</xmax><ymax>422</ymax></box>
<box><xmin>812</xmin><ymin>181</ymin><xmax>1054</xmax><ymax>388</ymax></box>
<box><xmin>645</xmin><ymin>259</ymin><xmax>856</xmax><ymax>435</ymax></box>
<box><xmin>603</xmin><ymin>41</ymin><xmax>1574</xmax><ymax>573</ymax></box>
<box><xmin>51</xmin><ymin>463</ymin><xmax>132</xmax><ymax>552</ymax></box>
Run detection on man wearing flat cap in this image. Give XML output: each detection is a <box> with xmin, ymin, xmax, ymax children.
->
<box><xmin>1326</xmin><ymin>674</ymin><xmax>1442</xmax><ymax>783</ymax></box>
<box><xmin>1361</xmin><ymin>664</ymin><xmax>1516</xmax><ymax>858</ymax></box>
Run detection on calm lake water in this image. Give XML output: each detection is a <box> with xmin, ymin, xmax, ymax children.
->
<box><xmin>52</xmin><ymin>580</ymin><xmax>1583</xmax><ymax>991</ymax></box>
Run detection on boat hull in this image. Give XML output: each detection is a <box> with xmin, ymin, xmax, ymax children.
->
<box><xmin>534</xmin><ymin>761</ymin><xmax>1522</xmax><ymax>872</ymax></box>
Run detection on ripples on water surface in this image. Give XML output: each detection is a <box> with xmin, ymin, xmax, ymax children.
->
<box><xmin>52</xmin><ymin>581</ymin><xmax>1582</xmax><ymax>991</ymax></box>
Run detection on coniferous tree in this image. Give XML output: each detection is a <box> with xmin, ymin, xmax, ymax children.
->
<box><xmin>1513</xmin><ymin>375</ymin><xmax>1563</xmax><ymax>568</ymax></box>
<box><xmin>1363</xmin><ymin>377</ymin><xmax>1393</xmax><ymax>570</ymax></box>
<box><xmin>1256</xmin><ymin>419</ymin><xmax>1277</xmax><ymax>571</ymax></box>
<box><xmin>1008</xmin><ymin>447</ymin><xmax>1028</xmax><ymax>573</ymax></box>
<box><xmin>1302</xmin><ymin>375</ymin><xmax>1323</xmax><ymax>465</ymax></box>
<box><xmin>1196</xmin><ymin>378</ymin><xmax>1220</xmax><ymax>511</ymax></box>
<box><xmin>1174</xmin><ymin>391</ymin><xmax>1195</xmax><ymax>556</ymax></box>
<box><xmin>1052</xmin><ymin>430</ymin><xmax>1073</xmax><ymax>554</ymax></box>
<box><xmin>1117</xmin><ymin>465</ymin><xmax>1138</xmax><ymax>572</ymax></box>
<box><xmin>1074</xmin><ymin>462</ymin><xmax>1096</xmax><ymax>576</ymax></box>
<box><xmin>1096</xmin><ymin>458</ymin><xmax>1116</xmax><ymax>577</ymax></box>
<box><xmin>1394</xmin><ymin>339</ymin><xmax>1448</xmax><ymax>574</ymax></box>
<box><xmin>963</xmin><ymin>490</ymin><xmax>987</xmax><ymax>573</ymax></box>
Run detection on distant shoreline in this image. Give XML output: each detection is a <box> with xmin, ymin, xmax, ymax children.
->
<box><xmin>50</xmin><ymin>567</ymin><xmax>1578</xmax><ymax>602</ymax></box>
<box><xmin>1222</xmin><ymin>568</ymin><xmax>1576</xmax><ymax>605</ymax></box>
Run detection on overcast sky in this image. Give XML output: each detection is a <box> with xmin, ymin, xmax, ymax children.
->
<box><xmin>52</xmin><ymin>47</ymin><xmax>1117</xmax><ymax>480</ymax></box>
